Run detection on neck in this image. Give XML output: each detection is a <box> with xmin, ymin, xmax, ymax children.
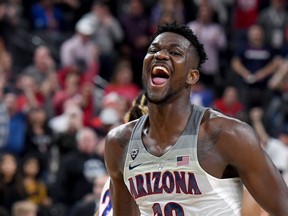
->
<box><xmin>147</xmin><ymin>99</ymin><xmax>192</xmax><ymax>136</ymax></box>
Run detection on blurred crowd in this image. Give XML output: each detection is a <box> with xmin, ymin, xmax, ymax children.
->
<box><xmin>0</xmin><ymin>0</ymin><xmax>288</xmax><ymax>215</ymax></box>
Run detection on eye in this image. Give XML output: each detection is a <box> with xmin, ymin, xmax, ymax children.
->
<box><xmin>148</xmin><ymin>47</ymin><xmax>158</xmax><ymax>54</ymax></box>
<box><xmin>170</xmin><ymin>51</ymin><xmax>181</xmax><ymax>56</ymax></box>
<box><xmin>170</xmin><ymin>51</ymin><xmax>180</xmax><ymax>56</ymax></box>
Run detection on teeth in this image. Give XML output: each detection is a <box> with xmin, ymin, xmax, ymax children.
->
<box><xmin>152</xmin><ymin>66</ymin><xmax>169</xmax><ymax>74</ymax></box>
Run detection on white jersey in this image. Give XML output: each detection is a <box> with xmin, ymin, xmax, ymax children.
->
<box><xmin>98</xmin><ymin>178</ymin><xmax>113</xmax><ymax>216</ymax></box>
<box><xmin>124</xmin><ymin>105</ymin><xmax>243</xmax><ymax>216</ymax></box>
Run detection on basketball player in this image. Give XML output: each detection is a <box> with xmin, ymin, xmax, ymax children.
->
<box><xmin>105</xmin><ymin>22</ymin><xmax>288</xmax><ymax>215</ymax></box>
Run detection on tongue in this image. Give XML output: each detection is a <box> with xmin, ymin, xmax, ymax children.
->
<box><xmin>152</xmin><ymin>77</ymin><xmax>168</xmax><ymax>85</ymax></box>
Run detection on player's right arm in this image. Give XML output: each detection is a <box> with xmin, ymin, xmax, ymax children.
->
<box><xmin>217</xmin><ymin>118</ymin><xmax>288</xmax><ymax>215</ymax></box>
<box><xmin>105</xmin><ymin>124</ymin><xmax>140</xmax><ymax>216</ymax></box>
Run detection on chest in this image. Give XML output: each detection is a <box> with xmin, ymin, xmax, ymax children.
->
<box><xmin>139</xmin><ymin>126</ymin><xmax>232</xmax><ymax>179</ymax></box>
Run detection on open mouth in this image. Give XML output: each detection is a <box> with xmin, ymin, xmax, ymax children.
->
<box><xmin>151</xmin><ymin>66</ymin><xmax>170</xmax><ymax>86</ymax></box>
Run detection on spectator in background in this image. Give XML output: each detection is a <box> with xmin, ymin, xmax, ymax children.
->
<box><xmin>23</xmin><ymin>107</ymin><xmax>54</xmax><ymax>182</ymax></box>
<box><xmin>30</xmin><ymin>0</ymin><xmax>65</xmax><ymax>31</ymax></box>
<box><xmin>53</xmin><ymin>72</ymin><xmax>81</xmax><ymax>115</ymax></box>
<box><xmin>57</xmin><ymin>58</ymin><xmax>100</xmax><ymax>92</ymax></box>
<box><xmin>49</xmin><ymin>98</ymin><xmax>83</xmax><ymax>134</ymax></box>
<box><xmin>231</xmin><ymin>24</ymin><xmax>281</xmax><ymax>109</ymax></box>
<box><xmin>187</xmin><ymin>2</ymin><xmax>227</xmax><ymax>91</ymax></box>
<box><xmin>0</xmin><ymin>152</ymin><xmax>27</xmax><ymax>214</ymax></box>
<box><xmin>0</xmin><ymin>0</ymin><xmax>24</xmax><ymax>48</ymax></box>
<box><xmin>104</xmin><ymin>59</ymin><xmax>140</xmax><ymax>105</ymax></box>
<box><xmin>21</xmin><ymin>45</ymin><xmax>58</xmax><ymax>93</ymax></box>
<box><xmin>55</xmin><ymin>66</ymin><xmax>95</xmax><ymax>122</ymax></box>
<box><xmin>21</xmin><ymin>154</ymin><xmax>52</xmax><ymax>214</ymax></box>
<box><xmin>0</xmin><ymin>50</ymin><xmax>16</xmax><ymax>92</ymax></box>
<box><xmin>0</xmin><ymin>1</ymin><xmax>10</xmax><ymax>44</ymax></box>
<box><xmin>80</xmin><ymin>81</ymin><xmax>95</xmax><ymax>126</ymax></box>
<box><xmin>78</xmin><ymin>0</ymin><xmax>124</xmax><ymax>81</ymax></box>
<box><xmin>0</xmin><ymin>78</ymin><xmax>9</xmax><ymax>149</ymax></box>
<box><xmin>119</xmin><ymin>0</ymin><xmax>151</xmax><ymax>87</ymax></box>
<box><xmin>54</xmin><ymin>0</ymin><xmax>82</xmax><ymax>31</ymax></box>
<box><xmin>29</xmin><ymin>0</ymin><xmax>66</xmax><ymax>46</ymax></box>
<box><xmin>192</xmin><ymin>0</ymin><xmax>231</xmax><ymax>25</ymax></box>
<box><xmin>257</xmin><ymin>0</ymin><xmax>288</xmax><ymax>53</ymax></box>
<box><xmin>15</xmin><ymin>74</ymin><xmax>45</xmax><ymax>113</ymax></box>
<box><xmin>19</xmin><ymin>45</ymin><xmax>58</xmax><ymax>118</ymax></box>
<box><xmin>70</xmin><ymin>173</ymin><xmax>109</xmax><ymax>216</ymax></box>
<box><xmin>190</xmin><ymin>81</ymin><xmax>214</xmax><ymax>107</ymax></box>
<box><xmin>57</xmin><ymin>60</ymin><xmax>88</xmax><ymax>89</ymax></box>
<box><xmin>1</xmin><ymin>92</ymin><xmax>27</xmax><ymax>156</ymax></box>
<box><xmin>48</xmin><ymin>101</ymin><xmax>83</xmax><ymax>196</ymax></box>
<box><xmin>55</xmin><ymin>0</ymin><xmax>95</xmax><ymax>30</ymax></box>
<box><xmin>269</xmin><ymin>59</ymin><xmax>288</xmax><ymax>91</ymax></box>
<box><xmin>55</xmin><ymin>127</ymin><xmax>106</xmax><ymax>214</ymax></box>
<box><xmin>212</xmin><ymin>86</ymin><xmax>245</xmax><ymax>120</ymax></box>
<box><xmin>98</xmin><ymin>92</ymin><xmax>128</xmax><ymax>126</ymax></box>
<box><xmin>6</xmin><ymin>0</ymin><xmax>25</xmax><ymax>25</ymax></box>
<box><xmin>59</xmin><ymin>20</ymin><xmax>100</xmax><ymax>123</ymax></box>
<box><xmin>92</xmin><ymin>106</ymin><xmax>121</xmax><ymax>153</ymax></box>
<box><xmin>51</xmin><ymin>101</ymin><xmax>83</xmax><ymax>158</ymax></box>
<box><xmin>53</xmin><ymin>71</ymin><xmax>95</xmax><ymax>127</ymax></box>
<box><xmin>265</xmin><ymin>58</ymin><xmax>288</xmax><ymax>135</ymax></box>
<box><xmin>153</xmin><ymin>10</ymin><xmax>181</xmax><ymax>33</ymax></box>
<box><xmin>250</xmin><ymin>107</ymin><xmax>288</xmax><ymax>177</ymax></box>
<box><xmin>150</xmin><ymin>0</ymin><xmax>184</xmax><ymax>32</ymax></box>
<box><xmin>14</xmin><ymin>73</ymin><xmax>56</xmax><ymax>120</ymax></box>
<box><xmin>60</xmin><ymin>17</ymin><xmax>99</xmax><ymax>69</ymax></box>
<box><xmin>231</xmin><ymin>0</ymin><xmax>260</xmax><ymax>50</ymax></box>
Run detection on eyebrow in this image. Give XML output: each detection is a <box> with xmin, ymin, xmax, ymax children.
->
<box><xmin>150</xmin><ymin>42</ymin><xmax>187</xmax><ymax>50</ymax></box>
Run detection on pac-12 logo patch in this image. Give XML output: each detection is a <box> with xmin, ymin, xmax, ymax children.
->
<box><xmin>130</xmin><ymin>148</ymin><xmax>139</xmax><ymax>160</ymax></box>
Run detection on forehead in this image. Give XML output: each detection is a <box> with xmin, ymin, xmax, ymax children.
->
<box><xmin>151</xmin><ymin>32</ymin><xmax>191</xmax><ymax>49</ymax></box>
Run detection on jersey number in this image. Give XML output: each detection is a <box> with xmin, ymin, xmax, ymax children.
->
<box><xmin>101</xmin><ymin>190</ymin><xmax>112</xmax><ymax>216</ymax></box>
<box><xmin>152</xmin><ymin>202</ymin><xmax>184</xmax><ymax>216</ymax></box>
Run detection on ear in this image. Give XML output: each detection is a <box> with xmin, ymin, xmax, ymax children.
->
<box><xmin>186</xmin><ymin>69</ymin><xmax>199</xmax><ymax>85</ymax></box>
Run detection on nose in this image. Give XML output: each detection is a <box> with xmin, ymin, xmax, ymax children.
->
<box><xmin>154</xmin><ymin>49</ymin><xmax>169</xmax><ymax>60</ymax></box>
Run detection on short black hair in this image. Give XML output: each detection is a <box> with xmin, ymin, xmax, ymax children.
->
<box><xmin>150</xmin><ymin>22</ymin><xmax>208</xmax><ymax>68</ymax></box>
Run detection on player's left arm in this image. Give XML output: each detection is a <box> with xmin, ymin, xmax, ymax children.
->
<box><xmin>221</xmin><ymin>119</ymin><xmax>288</xmax><ymax>215</ymax></box>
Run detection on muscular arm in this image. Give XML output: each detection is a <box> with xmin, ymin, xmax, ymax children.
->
<box><xmin>105</xmin><ymin>125</ymin><xmax>140</xmax><ymax>216</ymax></box>
<box><xmin>221</xmin><ymin>120</ymin><xmax>288</xmax><ymax>215</ymax></box>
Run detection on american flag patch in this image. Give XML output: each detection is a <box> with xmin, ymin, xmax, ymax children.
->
<box><xmin>177</xmin><ymin>156</ymin><xmax>190</xmax><ymax>166</ymax></box>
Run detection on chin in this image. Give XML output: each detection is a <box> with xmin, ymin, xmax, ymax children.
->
<box><xmin>145</xmin><ymin>92</ymin><xmax>173</xmax><ymax>105</ymax></box>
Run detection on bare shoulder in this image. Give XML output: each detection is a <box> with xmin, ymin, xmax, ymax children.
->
<box><xmin>106</xmin><ymin>121</ymin><xmax>137</xmax><ymax>147</ymax></box>
<box><xmin>203</xmin><ymin>109</ymin><xmax>259</xmax><ymax>145</ymax></box>
<box><xmin>199</xmin><ymin>109</ymin><xmax>263</xmax><ymax>167</ymax></box>
<box><xmin>105</xmin><ymin>120</ymin><xmax>138</xmax><ymax>178</ymax></box>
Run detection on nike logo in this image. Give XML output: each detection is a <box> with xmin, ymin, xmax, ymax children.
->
<box><xmin>129</xmin><ymin>163</ymin><xmax>142</xmax><ymax>170</ymax></box>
